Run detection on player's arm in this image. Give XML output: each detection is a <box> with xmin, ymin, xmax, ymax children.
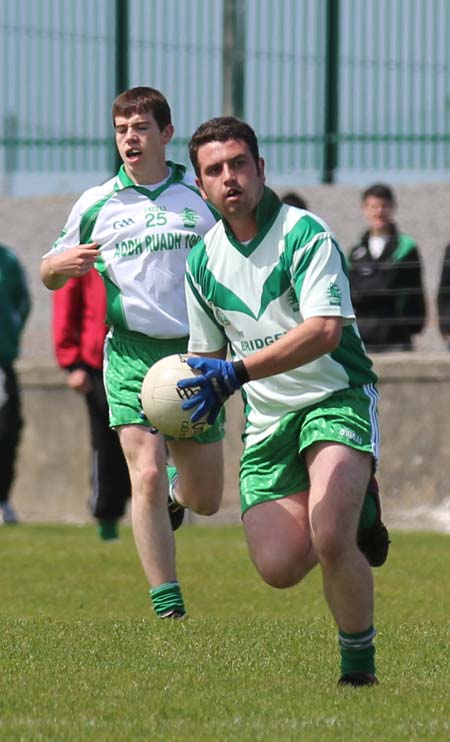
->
<box><xmin>241</xmin><ymin>316</ymin><xmax>342</xmax><ymax>380</ymax></box>
<box><xmin>179</xmin><ymin>317</ymin><xmax>341</xmax><ymax>424</ymax></box>
<box><xmin>192</xmin><ymin>315</ymin><xmax>344</xmax><ymax>384</ymax></box>
<box><xmin>40</xmin><ymin>243</ymin><xmax>99</xmax><ymax>290</ymax></box>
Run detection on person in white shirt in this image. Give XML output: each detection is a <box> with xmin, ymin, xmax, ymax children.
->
<box><xmin>177</xmin><ymin>116</ymin><xmax>389</xmax><ymax>686</ymax></box>
<box><xmin>40</xmin><ymin>87</ymin><xmax>225</xmax><ymax>619</ymax></box>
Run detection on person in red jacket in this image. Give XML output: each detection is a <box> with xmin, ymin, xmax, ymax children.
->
<box><xmin>52</xmin><ymin>270</ymin><xmax>131</xmax><ymax>539</ymax></box>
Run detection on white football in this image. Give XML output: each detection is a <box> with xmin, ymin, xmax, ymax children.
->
<box><xmin>141</xmin><ymin>354</ymin><xmax>210</xmax><ymax>439</ymax></box>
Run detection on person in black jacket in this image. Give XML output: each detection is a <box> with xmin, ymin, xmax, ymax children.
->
<box><xmin>347</xmin><ymin>184</ymin><xmax>426</xmax><ymax>352</ymax></box>
<box><xmin>437</xmin><ymin>243</ymin><xmax>450</xmax><ymax>345</ymax></box>
<box><xmin>281</xmin><ymin>191</ymin><xmax>308</xmax><ymax>210</ymax></box>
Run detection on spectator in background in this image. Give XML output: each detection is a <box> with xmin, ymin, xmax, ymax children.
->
<box><xmin>438</xmin><ymin>244</ymin><xmax>450</xmax><ymax>349</ymax></box>
<box><xmin>281</xmin><ymin>191</ymin><xmax>308</xmax><ymax>210</ymax></box>
<box><xmin>437</xmin><ymin>243</ymin><xmax>450</xmax><ymax>345</ymax></box>
<box><xmin>53</xmin><ymin>271</ymin><xmax>131</xmax><ymax>540</ymax></box>
<box><xmin>0</xmin><ymin>242</ymin><xmax>31</xmax><ymax>524</ymax></box>
<box><xmin>347</xmin><ymin>183</ymin><xmax>426</xmax><ymax>352</ymax></box>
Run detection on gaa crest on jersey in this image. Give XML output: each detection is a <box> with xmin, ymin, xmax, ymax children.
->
<box><xmin>326</xmin><ymin>282</ymin><xmax>342</xmax><ymax>306</ymax></box>
<box><xmin>181</xmin><ymin>208</ymin><xmax>200</xmax><ymax>229</ymax></box>
<box><xmin>213</xmin><ymin>307</ymin><xmax>231</xmax><ymax>326</ymax></box>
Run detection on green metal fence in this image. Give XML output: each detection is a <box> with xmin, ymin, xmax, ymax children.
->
<box><xmin>1</xmin><ymin>0</ymin><xmax>449</xmax><ymax>196</ymax></box>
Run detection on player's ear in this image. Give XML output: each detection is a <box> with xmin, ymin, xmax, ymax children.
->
<box><xmin>161</xmin><ymin>124</ymin><xmax>174</xmax><ymax>145</ymax></box>
<box><xmin>257</xmin><ymin>157</ymin><xmax>266</xmax><ymax>182</ymax></box>
<box><xmin>196</xmin><ymin>177</ymin><xmax>208</xmax><ymax>201</ymax></box>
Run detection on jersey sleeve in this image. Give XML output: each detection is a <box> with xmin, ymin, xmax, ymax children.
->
<box><xmin>43</xmin><ymin>187</ymin><xmax>102</xmax><ymax>259</ymax></box>
<box><xmin>185</xmin><ymin>267</ymin><xmax>227</xmax><ymax>353</ymax></box>
<box><xmin>293</xmin><ymin>234</ymin><xmax>355</xmax><ymax>322</ymax></box>
<box><xmin>42</xmin><ymin>199</ymin><xmax>84</xmax><ymax>259</ymax></box>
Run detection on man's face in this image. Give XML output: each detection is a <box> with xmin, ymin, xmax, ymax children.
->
<box><xmin>362</xmin><ymin>195</ymin><xmax>394</xmax><ymax>233</ymax></box>
<box><xmin>114</xmin><ymin>111</ymin><xmax>173</xmax><ymax>176</ymax></box>
<box><xmin>195</xmin><ymin>139</ymin><xmax>265</xmax><ymax>221</ymax></box>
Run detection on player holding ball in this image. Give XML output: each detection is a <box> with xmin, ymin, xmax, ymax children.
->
<box><xmin>178</xmin><ymin>116</ymin><xmax>389</xmax><ymax>687</ymax></box>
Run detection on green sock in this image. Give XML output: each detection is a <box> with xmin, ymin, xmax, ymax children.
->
<box><xmin>339</xmin><ymin>626</ymin><xmax>376</xmax><ymax>675</ymax></box>
<box><xmin>358</xmin><ymin>490</ymin><xmax>377</xmax><ymax>530</ymax></box>
<box><xmin>98</xmin><ymin>519</ymin><xmax>119</xmax><ymax>540</ymax></box>
<box><xmin>150</xmin><ymin>581</ymin><xmax>185</xmax><ymax>617</ymax></box>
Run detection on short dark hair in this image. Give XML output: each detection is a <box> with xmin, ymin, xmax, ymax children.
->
<box><xmin>112</xmin><ymin>86</ymin><xmax>172</xmax><ymax>132</ymax></box>
<box><xmin>281</xmin><ymin>192</ymin><xmax>308</xmax><ymax>209</ymax></box>
<box><xmin>189</xmin><ymin>116</ymin><xmax>260</xmax><ymax>176</ymax></box>
<box><xmin>362</xmin><ymin>183</ymin><xmax>395</xmax><ymax>205</ymax></box>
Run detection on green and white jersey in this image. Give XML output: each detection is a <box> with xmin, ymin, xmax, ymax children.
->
<box><xmin>45</xmin><ymin>162</ymin><xmax>217</xmax><ymax>338</ymax></box>
<box><xmin>185</xmin><ymin>187</ymin><xmax>378</xmax><ymax>445</ymax></box>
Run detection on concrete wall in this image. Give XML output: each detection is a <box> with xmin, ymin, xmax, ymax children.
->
<box><xmin>1</xmin><ymin>182</ymin><xmax>450</xmax><ymax>365</ymax></box>
<box><xmin>2</xmin><ymin>185</ymin><xmax>450</xmax><ymax>530</ymax></box>
<box><xmin>10</xmin><ymin>355</ymin><xmax>450</xmax><ymax>532</ymax></box>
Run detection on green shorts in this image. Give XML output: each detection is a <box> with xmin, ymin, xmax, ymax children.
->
<box><xmin>104</xmin><ymin>327</ymin><xmax>225</xmax><ymax>443</ymax></box>
<box><xmin>239</xmin><ymin>385</ymin><xmax>379</xmax><ymax>515</ymax></box>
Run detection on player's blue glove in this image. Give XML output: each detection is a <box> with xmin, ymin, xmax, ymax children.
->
<box><xmin>177</xmin><ymin>357</ymin><xmax>249</xmax><ymax>425</ymax></box>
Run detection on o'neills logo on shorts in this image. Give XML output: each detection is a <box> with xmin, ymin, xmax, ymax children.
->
<box><xmin>339</xmin><ymin>427</ymin><xmax>363</xmax><ymax>445</ymax></box>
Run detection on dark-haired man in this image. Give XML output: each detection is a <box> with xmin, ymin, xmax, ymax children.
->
<box><xmin>178</xmin><ymin>116</ymin><xmax>388</xmax><ymax>686</ymax></box>
<box><xmin>41</xmin><ymin>87</ymin><xmax>225</xmax><ymax>619</ymax></box>
<box><xmin>347</xmin><ymin>183</ymin><xmax>426</xmax><ymax>352</ymax></box>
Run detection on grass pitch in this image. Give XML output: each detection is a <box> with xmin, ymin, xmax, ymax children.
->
<box><xmin>1</xmin><ymin>525</ymin><xmax>450</xmax><ymax>741</ymax></box>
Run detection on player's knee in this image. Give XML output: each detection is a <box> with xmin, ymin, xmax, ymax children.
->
<box><xmin>253</xmin><ymin>554</ymin><xmax>308</xmax><ymax>589</ymax></box>
<box><xmin>133</xmin><ymin>464</ymin><xmax>163</xmax><ymax>502</ymax></box>
<box><xmin>190</xmin><ymin>499</ymin><xmax>220</xmax><ymax>516</ymax></box>
<box><xmin>178</xmin><ymin>485</ymin><xmax>222</xmax><ymax>516</ymax></box>
<box><xmin>312</xmin><ymin>524</ymin><xmax>346</xmax><ymax>565</ymax></box>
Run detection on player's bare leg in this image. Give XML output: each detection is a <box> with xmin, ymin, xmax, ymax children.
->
<box><xmin>117</xmin><ymin>425</ymin><xmax>183</xmax><ymax>616</ymax></box>
<box><xmin>242</xmin><ymin>492</ymin><xmax>318</xmax><ymax>587</ymax></box>
<box><xmin>305</xmin><ymin>441</ymin><xmax>377</xmax><ymax>685</ymax></box>
<box><xmin>305</xmin><ymin>442</ymin><xmax>373</xmax><ymax>631</ymax></box>
<box><xmin>168</xmin><ymin>438</ymin><xmax>223</xmax><ymax>515</ymax></box>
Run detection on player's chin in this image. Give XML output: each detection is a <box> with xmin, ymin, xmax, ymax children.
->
<box><xmin>222</xmin><ymin>198</ymin><xmax>244</xmax><ymax>215</ymax></box>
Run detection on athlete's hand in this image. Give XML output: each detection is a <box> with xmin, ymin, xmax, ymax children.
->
<box><xmin>46</xmin><ymin>243</ymin><xmax>99</xmax><ymax>278</ymax></box>
<box><xmin>67</xmin><ymin>368</ymin><xmax>92</xmax><ymax>394</ymax></box>
<box><xmin>178</xmin><ymin>357</ymin><xmax>247</xmax><ymax>424</ymax></box>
